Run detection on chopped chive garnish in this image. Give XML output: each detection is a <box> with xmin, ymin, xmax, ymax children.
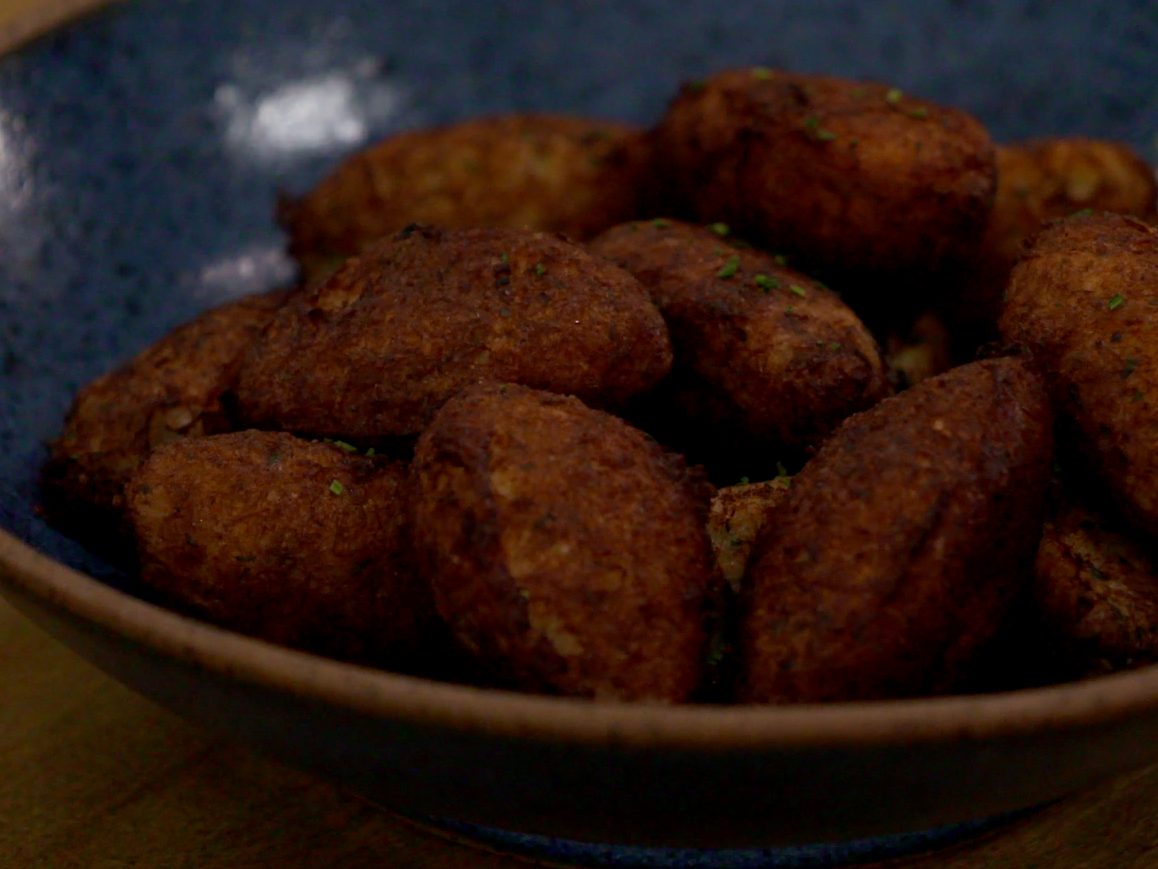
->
<box><xmin>365</xmin><ymin>447</ymin><xmax>376</xmax><ymax>457</ymax></box>
<box><xmin>739</xmin><ymin>476</ymin><xmax>750</xmax><ymax>485</ymax></box>
<box><xmin>333</xmin><ymin>440</ymin><xmax>357</xmax><ymax>453</ymax></box>
<box><xmin>1108</xmin><ymin>294</ymin><xmax>1125</xmax><ymax>310</ymax></box>
<box><xmin>816</xmin><ymin>129</ymin><xmax>837</xmax><ymax>141</ymax></box>
<box><xmin>1069</xmin><ymin>208</ymin><xmax>1093</xmax><ymax>219</ymax></box>
<box><xmin>754</xmin><ymin>274</ymin><xmax>779</xmax><ymax>291</ymax></box>
<box><xmin>907</xmin><ymin>107</ymin><xmax>928</xmax><ymax>119</ymax></box>
<box><xmin>717</xmin><ymin>255</ymin><xmax>740</xmax><ymax>279</ymax></box>
<box><xmin>885</xmin><ymin>88</ymin><xmax>902</xmax><ymax>104</ymax></box>
<box><xmin>829</xmin><ymin>342</ymin><xmax>843</xmax><ymax>351</ymax></box>
<box><xmin>774</xmin><ymin>254</ymin><xmax>788</xmax><ymax>266</ymax></box>
<box><xmin>533</xmin><ymin>263</ymin><xmax>546</xmax><ymax>276</ymax></box>
<box><xmin>329</xmin><ymin>480</ymin><xmax>344</xmax><ymax>495</ymax></box>
<box><xmin>709</xmin><ymin>222</ymin><xmax>730</xmax><ymax>236</ymax></box>
<box><xmin>500</xmin><ymin>251</ymin><xmax>509</xmax><ymax>262</ymax></box>
<box><xmin>651</xmin><ymin>218</ymin><xmax>670</xmax><ymax>228</ymax></box>
<box><xmin>750</xmin><ymin>67</ymin><xmax>773</xmax><ymax>80</ymax></box>
<box><xmin>776</xmin><ymin>461</ymin><xmax>789</xmax><ymax>477</ymax></box>
<box><xmin>1123</xmin><ymin>358</ymin><xmax>1141</xmax><ymax>379</ymax></box>
<box><xmin>790</xmin><ymin>284</ymin><xmax>807</xmax><ymax>297</ymax></box>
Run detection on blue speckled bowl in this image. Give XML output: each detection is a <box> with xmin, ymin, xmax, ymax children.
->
<box><xmin>3</xmin><ymin>0</ymin><xmax>1158</xmax><ymax>863</ymax></box>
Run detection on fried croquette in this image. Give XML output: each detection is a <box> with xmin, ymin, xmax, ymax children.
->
<box><xmin>945</xmin><ymin>138</ymin><xmax>1158</xmax><ymax>344</ymax></box>
<box><xmin>652</xmin><ymin>68</ymin><xmax>996</xmax><ymax>283</ymax></box>
<box><xmin>1000</xmin><ymin>213</ymin><xmax>1158</xmax><ymax>537</ymax></box>
<box><xmin>738</xmin><ymin>357</ymin><xmax>1054</xmax><ymax>703</ymax></box>
<box><xmin>589</xmin><ymin>219</ymin><xmax>890</xmax><ymax>469</ymax></box>
<box><xmin>281</xmin><ymin>114</ymin><xmax>655</xmax><ymax>286</ymax></box>
<box><xmin>707</xmin><ymin>477</ymin><xmax>792</xmax><ymax>593</ymax></box>
<box><xmin>126</xmin><ymin>430</ymin><xmax>438</xmax><ymax>669</ymax></box>
<box><xmin>882</xmin><ymin>310</ymin><xmax>955</xmax><ymax>390</ymax></box>
<box><xmin>1033</xmin><ymin>497</ymin><xmax>1158</xmax><ymax>678</ymax></box>
<box><xmin>411</xmin><ymin>382</ymin><xmax>714</xmax><ymax>702</ymax></box>
<box><xmin>40</xmin><ymin>288</ymin><xmax>290</xmax><ymax>556</ymax></box>
<box><xmin>233</xmin><ymin>225</ymin><xmax>671</xmax><ymax>444</ymax></box>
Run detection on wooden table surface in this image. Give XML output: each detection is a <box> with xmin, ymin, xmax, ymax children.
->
<box><xmin>3</xmin><ymin>0</ymin><xmax>1158</xmax><ymax>865</ymax></box>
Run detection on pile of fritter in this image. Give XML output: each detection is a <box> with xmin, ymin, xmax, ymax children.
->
<box><xmin>42</xmin><ymin>66</ymin><xmax>1158</xmax><ymax>703</ymax></box>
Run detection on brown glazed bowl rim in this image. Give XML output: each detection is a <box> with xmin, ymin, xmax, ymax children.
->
<box><xmin>7</xmin><ymin>523</ymin><xmax>1158</xmax><ymax>751</ymax></box>
<box><xmin>6</xmin><ymin>0</ymin><xmax>1158</xmax><ymax>761</ymax></box>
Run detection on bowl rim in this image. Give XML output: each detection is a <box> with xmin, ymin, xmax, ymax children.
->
<box><xmin>7</xmin><ymin>0</ymin><xmax>1158</xmax><ymax>758</ymax></box>
<box><xmin>7</xmin><ymin>525</ymin><xmax>1158</xmax><ymax>751</ymax></box>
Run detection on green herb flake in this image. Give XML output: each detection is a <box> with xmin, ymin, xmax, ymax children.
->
<box><xmin>333</xmin><ymin>440</ymin><xmax>357</xmax><ymax>453</ymax></box>
<box><xmin>803</xmin><ymin>114</ymin><xmax>821</xmax><ymax>131</ymax></box>
<box><xmin>739</xmin><ymin>476</ymin><xmax>750</xmax><ymax>484</ymax></box>
<box><xmin>750</xmin><ymin>66</ymin><xmax>773</xmax><ymax>80</ymax></box>
<box><xmin>533</xmin><ymin>263</ymin><xmax>546</xmax><ymax>276</ymax></box>
<box><xmin>1069</xmin><ymin>207</ymin><xmax>1093</xmax><ymax>220</ymax></box>
<box><xmin>816</xmin><ymin>129</ymin><xmax>837</xmax><ymax>141</ymax></box>
<box><xmin>651</xmin><ymin>218</ymin><xmax>670</xmax><ymax>228</ymax></box>
<box><xmin>1122</xmin><ymin>358</ymin><xmax>1141</xmax><ymax>379</ymax></box>
<box><xmin>786</xmin><ymin>304</ymin><xmax>795</xmax><ymax>313</ymax></box>
<box><xmin>500</xmin><ymin>251</ymin><xmax>509</xmax><ymax>263</ymax></box>
<box><xmin>829</xmin><ymin>342</ymin><xmax>843</xmax><ymax>351</ymax></box>
<box><xmin>365</xmin><ymin>447</ymin><xmax>376</xmax><ymax>457</ymax></box>
<box><xmin>774</xmin><ymin>254</ymin><xmax>788</xmax><ymax>266</ymax></box>
<box><xmin>776</xmin><ymin>461</ymin><xmax>789</xmax><ymax>478</ymax></box>
<box><xmin>705</xmin><ymin>631</ymin><xmax>727</xmax><ymax>668</ymax></box>
<box><xmin>1108</xmin><ymin>294</ymin><xmax>1126</xmax><ymax>310</ymax></box>
<box><xmin>329</xmin><ymin>480</ymin><xmax>344</xmax><ymax>495</ymax></box>
<box><xmin>717</xmin><ymin>255</ymin><xmax>740</xmax><ymax>279</ymax></box>
<box><xmin>754</xmin><ymin>273</ymin><xmax>778</xmax><ymax>291</ymax></box>
<box><xmin>907</xmin><ymin>107</ymin><xmax>928</xmax><ymax>119</ymax></box>
<box><xmin>885</xmin><ymin>87</ymin><xmax>903</xmax><ymax>105</ymax></box>
<box><xmin>267</xmin><ymin>451</ymin><xmax>280</xmax><ymax>466</ymax></box>
<box><xmin>790</xmin><ymin>284</ymin><xmax>807</xmax><ymax>297</ymax></box>
<box><xmin>709</xmin><ymin>222</ymin><xmax>730</xmax><ymax>236</ymax></box>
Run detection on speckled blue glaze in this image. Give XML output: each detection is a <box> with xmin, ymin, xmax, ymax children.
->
<box><xmin>0</xmin><ymin>0</ymin><xmax>1153</xmax><ymax>863</ymax></box>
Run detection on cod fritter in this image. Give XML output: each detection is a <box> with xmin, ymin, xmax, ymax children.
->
<box><xmin>41</xmin><ymin>288</ymin><xmax>290</xmax><ymax>556</ymax></box>
<box><xmin>651</xmin><ymin>67</ymin><xmax>996</xmax><ymax>285</ymax></box>
<box><xmin>1033</xmin><ymin>497</ymin><xmax>1158</xmax><ymax>679</ymax></box>
<box><xmin>234</xmin><ymin>225</ymin><xmax>672</xmax><ymax>444</ymax></box>
<box><xmin>707</xmin><ymin>477</ymin><xmax>792</xmax><ymax>593</ymax></box>
<box><xmin>281</xmin><ymin>114</ymin><xmax>655</xmax><ymax>285</ymax></box>
<box><xmin>127</xmin><ymin>430</ymin><xmax>439</xmax><ymax>670</ymax></box>
<box><xmin>882</xmin><ymin>310</ymin><xmax>955</xmax><ymax>390</ymax></box>
<box><xmin>738</xmin><ymin>357</ymin><xmax>1054</xmax><ymax>703</ymax></box>
<box><xmin>946</xmin><ymin>138</ymin><xmax>1158</xmax><ymax>345</ymax></box>
<box><xmin>411</xmin><ymin>382</ymin><xmax>714</xmax><ymax>702</ymax></box>
<box><xmin>589</xmin><ymin>219</ymin><xmax>890</xmax><ymax>471</ymax></box>
<box><xmin>1000</xmin><ymin>213</ymin><xmax>1158</xmax><ymax>537</ymax></box>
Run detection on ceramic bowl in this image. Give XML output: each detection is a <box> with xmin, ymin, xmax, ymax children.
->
<box><xmin>3</xmin><ymin>0</ymin><xmax>1158</xmax><ymax>857</ymax></box>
